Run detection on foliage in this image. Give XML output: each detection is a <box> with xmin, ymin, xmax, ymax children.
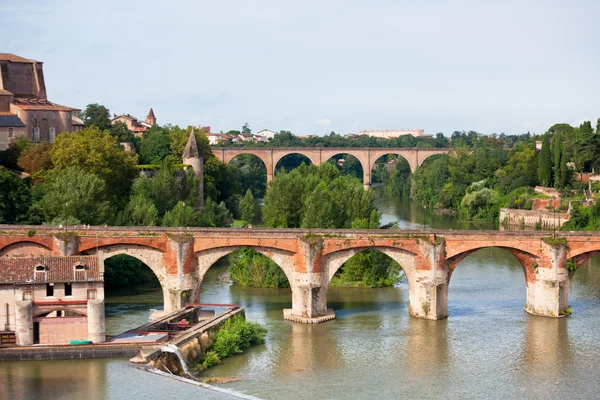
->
<box><xmin>263</xmin><ymin>163</ymin><xmax>379</xmax><ymax>228</ymax></box>
<box><xmin>0</xmin><ymin>137</ymin><xmax>31</xmax><ymax>169</ymax></box>
<box><xmin>49</xmin><ymin>126</ymin><xmax>138</xmax><ymax>205</ymax></box>
<box><xmin>139</xmin><ymin>126</ymin><xmax>173</xmax><ymax>164</ymax></box>
<box><xmin>37</xmin><ymin>166</ymin><xmax>111</xmax><ymax>225</ymax></box>
<box><xmin>239</xmin><ymin>189</ymin><xmax>256</xmax><ymax>223</ymax></box>
<box><xmin>537</xmin><ymin>134</ymin><xmax>553</xmax><ymax>186</ymax></box>
<box><xmin>199</xmin><ymin>198</ymin><xmax>233</xmax><ymax>227</ymax></box>
<box><xmin>17</xmin><ymin>142</ymin><xmax>53</xmax><ymax>182</ymax></box>
<box><xmin>198</xmin><ymin>315</ymin><xmax>267</xmax><ymax>371</ymax></box>
<box><xmin>228</xmin><ymin>249</ymin><xmax>289</xmax><ymax>288</ymax></box>
<box><xmin>330</xmin><ymin>249</ymin><xmax>403</xmax><ymax>287</ymax></box>
<box><xmin>0</xmin><ymin>166</ymin><xmax>31</xmax><ymax>223</ymax></box>
<box><xmin>82</xmin><ymin>103</ymin><xmax>111</xmax><ymax>131</ymax></box>
<box><xmin>162</xmin><ymin>201</ymin><xmax>203</xmax><ymax>227</ymax></box>
<box><xmin>459</xmin><ymin>180</ymin><xmax>500</xmax><ymax>221</ymax></box>
<box><xmin>118</xmin><ymin>194</ymin><xmax>159</xmax><ymax>226</ymax></box>
<box><xmin>104</xmin><ymin>255</ymin><xmax>157</xmax><ymax>287</ymax></box>
<box><xmin>169</xmin><ymin>126</ymin><xmax>212</xmax><ymax>161</ymax></box>
<box><xmin>562</xmin><ymin>200</ymin><xmax>600</xmax><ymax>231</ymax></box>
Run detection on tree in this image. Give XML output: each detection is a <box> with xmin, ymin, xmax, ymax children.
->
<box><xmin>162</xmin><ymin>201</ymin><xmax>203</xmax><ymax>227</ymax></box>
<box><xmin>239</xmin><ymin>189</ymin><xmax>256</xmax><ymax>223</ymax></box>
<box><xmin>537</xmin><ymin>134</ymin><xmax>553</xmax><ymax>186</ymax></box>
<box><xmin>82</xmin><ymin>103</ymin><xmax>111</xmax><ymax>130</ymax></box>
<box><xmin>110</xmin><ymin>121</ymin><xmax>135</xmax><ymax>143</ymax></box>
<box><xmin>0</xmin><ymin>166</ymin><xmax>31</xmax><ymax>223</ymax></box>
<box><xmin>242</xmin><ymin>123</ymin><xmax>251</xmax><ymax>134</ymax></box>
<box><xmin>50</xmin><ymin>126</ymin><xmax>138</xmax><ymax>205</ymax></box>
<box><xmin>169</xmin><ymin>126</ymin><xmax>212</xmax><ymax>161</ymax></box>
<box><xmin>17</xmin><ymin>142</ymin><xmax>53</xmax><ymax>182</ymax></box>
<box><xmin>38</xmin><ymin>166</ymin><xmax>111</xmax><ymax>225</ymax></box>
<box><xmin>118</xmin><ymin>194</ymin><xmax>159</xmax><ymax>226</ymax></box>
<box><xmin>0</xmin><ymin>137</ymin><xmax>31</xmax><ymax>169</ymax></box>
<box><xmin>199</xmin><ymin>198</ymin><xmax>232</xmax><ymax>227</ymax></box>
<box><xmin>131</xmin><ymin>161</ymin><xmax>179</xmax><ymax>217</ymax></box>
<box><xmin>139</xmin><ymin>126</ymin><xmax>172</xmax><ymax>164</ymax></box>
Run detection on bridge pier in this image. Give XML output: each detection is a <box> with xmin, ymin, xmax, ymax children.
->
<box><xmin>407</xmin><ymin>240</ymin><xmax>449</xmax><ymax>320</ymax></box>
<box><xmin>162</xmin><ymin>236</ymin><xmax>199</xmax><ymax>314</ymax></box>
<box><xmin>524</xmin><ymin>242</ymin><xmax>569</xmax><ymax>317</ymax></box>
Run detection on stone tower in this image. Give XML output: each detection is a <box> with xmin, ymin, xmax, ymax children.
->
<box><xmin>145</xmin><ymin>107</ymin><xmax>156</xmax><ymax>126</ymax></box>
<box><xmin>182</xmin><ymin>128</ymin><xmax>204</xmax><ymax>210</ymax></box>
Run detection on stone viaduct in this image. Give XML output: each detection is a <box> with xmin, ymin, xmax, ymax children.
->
<box><xmin>2</xmin><ymin>226</ymin><xmax>598</xmax><ymax>322</ymax></box>
<box><xmin>211</xmin><ymin>147</ymin><xmax>451</xmax><ymax>189</ymax></box>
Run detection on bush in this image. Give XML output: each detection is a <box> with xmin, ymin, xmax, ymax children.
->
<box><xmin>228</xmin><ymin>249</ymin><xmax>290</xmax><ymax>288</ymax></box>
<box><xmin>197</xmin><ymin>315</ymin><xmax>267</xmax><ymax>371</ymax></box>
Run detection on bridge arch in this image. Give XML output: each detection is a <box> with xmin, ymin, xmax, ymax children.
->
<box><xmin>323</xmin><ymin>246</ymin><xmax>416</xmax><ymax>286</ymax></box>
<box><xmin>273</xmin><ymin>152</ymin><xmax>318</xmax><ymax>173</ymax></box>
<box><xmin>446</xmin><ymin>246</ymin><xmax>538</xmax><ymax>285</ymax></box>
<box><xmin>195</xmin><ymin>245</ymin><xmax>296</xmax><ymax>286</ymax></box>
<box><xmin>0</xmin><ymin>240</ymin><xmax>52</xmax><ymax>257</ymax></box>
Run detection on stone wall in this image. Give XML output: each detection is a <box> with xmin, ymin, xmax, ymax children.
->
<box><xmin>500</xmin><ymin>208</ymin><xmax>569</xmax><ymax>229</ymax></box>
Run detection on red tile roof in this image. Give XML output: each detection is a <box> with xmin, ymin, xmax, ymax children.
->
<box><xmin>13</xmin><ymin>98</ymin><xmax>79</xmax><ymax>112</ymax></box>
<box><xmin>0</xmin><ymin>256</ymin><xmax>101</xmax><ymax>284</ymax></box>
<box><xmin>0</xmin><ymin>53</ymin><xmax>40</xmax><ymax>63</ymax></box>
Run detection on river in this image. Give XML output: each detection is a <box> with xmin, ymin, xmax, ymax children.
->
<box><xmin>3</xmin><ymin>186</ymin><xmax>600</xmax><ymax>399</ymax></box>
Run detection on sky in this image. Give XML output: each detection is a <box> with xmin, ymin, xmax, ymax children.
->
<box><xmin>1</xmin><ymin>0</ymin><xmax>599</xmax><ymax>136</ymax></box>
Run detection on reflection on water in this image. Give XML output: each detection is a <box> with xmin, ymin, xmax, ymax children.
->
<box><xmin>5</xmin><ymin>194</ymin><xmax>600</xmax><ymax>399</ymax></box>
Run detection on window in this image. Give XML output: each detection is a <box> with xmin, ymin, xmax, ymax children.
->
<box><xmin>64</xmin><ymin>283</ymin><xmax>72</xmax><ymax>296</ymax></box>
<box><xmin>43</xmin><ymin>111</ymin><xmax>47</xmax><ymax>120</ymax></box>
<box><xmin>33</xmin><ymin>111</ymin><xmax>37</xmax><ymax>119</ymax></box>
<box><xmin>52</xmin><ymin>112</ymin><xmax>56</xmax><ymax>120</ymax></box>
<box><xmin>74</xmin><ymin>264</ymin><xmax>85</xmax><ymax>271</ymax></box>
<box><xmin>35</xmin><ymin>265</ymin><xmax>46</xmax><ymax>272</ymax></box>
<box><xmin>33</xmin><ymin>127</ymin><xmax>40</xmax><ymax>142</ymax></box>
<box><xmin>49</xmin><ymin>127</ymin><xmax>55</xmax><ymax>142</ymax></box>
<box><xmin>8</xmin><ymin>128</ymin><xmax>14</xmax><ymax>138</ymax></box>
<box><xmin>46</xmin><ymin>283</ymin><xmax>54</xmax><ymax>297</ymax></box>
<box><xmin>87</xmin><ymin>289</ymin><xmax>97</xmax><ymax>300</ymax></box>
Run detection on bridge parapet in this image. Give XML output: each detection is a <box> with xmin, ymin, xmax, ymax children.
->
<box><xmin>2</xmin><ymin>226</ymin><xmax>599</xmax><ymax>322</ymax></box>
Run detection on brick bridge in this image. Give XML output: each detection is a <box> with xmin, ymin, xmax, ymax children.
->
<box><xmin>2</xmin><ymin>226</ymin><xmax>596</xmax><ymax>322</ymax></box>
<box><xmin>211</xmin><ymin>147</ymin><xmax>450</xmax><ymax>189</ymax></box>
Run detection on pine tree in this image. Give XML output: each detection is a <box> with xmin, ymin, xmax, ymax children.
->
<box><xmin>537</xmin><ymin>135</ymin><xmax>553</xmax><ymax>187</ymax></box>
<box><xmin>239</xmin><ymin>189</ymin><xmax>256</xmax><ymax>223</ymax></box>
<box><xmin>553</xmin><ymin>134</ymin><xmax>562</xmax><ymax>189</ymax></box>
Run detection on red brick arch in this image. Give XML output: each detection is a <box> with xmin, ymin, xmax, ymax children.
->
<box><xmin>0</xmin><ymin>238</ymin><xmax>53</xmax><ymax>255</ymax></box>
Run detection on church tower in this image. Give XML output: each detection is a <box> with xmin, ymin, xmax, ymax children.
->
<box><xmin>182</xmin><ymin>128</ymin><xmax>204</xmax><ymax>210</ymax></box>
<box><xmin>145</xmin><ymin>108</ymin><xmax>156</xmax><ymax>126</ymax></box>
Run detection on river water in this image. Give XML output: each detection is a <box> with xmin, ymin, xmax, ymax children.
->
<box><xmin>3</xmin><ymin>186</ymin><xmax>600</xmax><ymax>399</ymax></box>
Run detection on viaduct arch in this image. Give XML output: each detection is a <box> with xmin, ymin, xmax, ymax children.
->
<box><xmin>212</xmin><ymin>147</ymin><xmax>451</xmax><ymax>190</ymax></box>
<box><xmin>1</xmin><ymin>226</ymin><xmax>593</xmax><ymax>323</ymax></box>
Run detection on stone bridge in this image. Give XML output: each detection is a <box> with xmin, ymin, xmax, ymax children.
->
<box><xmin>2</xmin><ymin>226</ymin><xmax>597</xmax><ymax>322</ymax></box>
<box><xmin>211</xmin><ymin>147</ymin><xmax>450</xmax><ymax>189</ymax></box>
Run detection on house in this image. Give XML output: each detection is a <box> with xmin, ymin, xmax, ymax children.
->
<box><xmin>0</xmin><ymin>256</ymin><xmax>105</xmax><ymax>346</ymax></box>
<box><xmin>255</xmin><ymin>129</ymin><xmax>277</xmax><ymax>141</ymax></box>
<box><xmin>0</xmin><ymin>53</ymin><xmax>81</xmax><ymax>150</ymax></box>
<box><xmin>111</xmin><ymin>108</ymin><xmax>156</xmax><ymax>136</ymax></box>
<box><xmin>357</xmin><ymin>129</ymin><xmax>432</xmax><ymax>139</ymax></box>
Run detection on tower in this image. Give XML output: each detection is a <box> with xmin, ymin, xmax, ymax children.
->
<box><xmin>145</xmin><ymin>107</ymin><xmax>156</xmax><ymax>126</ymax></box>
<box><xmin>182</xmin><ymin>128</ymin><xmax>204</xmax><ymax>210</ymax></box>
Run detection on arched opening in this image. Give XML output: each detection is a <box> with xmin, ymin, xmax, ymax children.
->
<box><xmin>565</xmin><ymin>251</ymin><xmax>600</xmax><ymax>313</ymax></box>
<box><xmin>371</xmin><ymin>154</ymin><xmax>411</xmax><ymax>195</ymax></box>
<box><xmin>326</xmin><ymin>153</ymin><xmax>364</xmax><ymax>180</ymax></box>
<box><xmin>448</xmin><ymin>247</ymin><xmax>531</xmax><ymax>315</ymax></box>
<box><xmin>325</xmin><ymin>248</ymin><xmax>408</xmax><ymax>318</ymax></box>
<box><xmin>275</xmin><ymin>153</ymin><xmax>312</xmax><ymax>174</ymax></box>
<box><xmin>196</xmin><ymin>247</ymin><xmax>292</xmax><ymax>315</ymax></box>
<box><xmin>227</xmin><ymin>153</ymin><xmax>267</xmax><ymax>197</ymax></box>
<box><xmin>102</xmin><ymin>254</ymin><xmax>162</xmax><ymax>336</ymax></box>
<box><xmin>33</xmin><ymin>309</ymin><xmax>89</xmax><ymax>344</ymax></box>
<box><xmin>0</xmin><ymin>241</ymin><xmax>52</xmax><ymax>257</ymax></box>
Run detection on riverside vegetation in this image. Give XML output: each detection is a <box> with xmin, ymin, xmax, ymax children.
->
<box><xmin>2</xmin><ymin>104</ymin><xmax>600</xmax><ymax>288</ymax></box>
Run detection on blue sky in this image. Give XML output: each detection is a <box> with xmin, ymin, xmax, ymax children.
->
<box><xmin>1</xmin><ymin>0</ymin><xmax>598</xmax><ymax>136</ymax></box>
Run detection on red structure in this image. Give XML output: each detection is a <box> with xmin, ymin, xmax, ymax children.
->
<box><xmin>1</xmin><ymin>226</ymin><xmax>595</xmax><ymax>324</ymax></box>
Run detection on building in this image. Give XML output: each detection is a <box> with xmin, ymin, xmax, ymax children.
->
<box><xmin>0</xmin><ymin>53</ymin><xmax>81</xmax><ymax>150</ymax></box>
<box><xmin>0</xmin><ymin>256</ymin><xmax>105</xmax><ymax>346</ymax></box>
<box><xmin>111</xmin><ymin>108</ymin><xmax>156</xmax><ymax>136</ymax></box>
<box><xmin>182</xmin><ymin>129</ymin><xmax>204</xmax><ymax>210</ymax></box>
<box><xmin>358</xmin><ymin>129</ymin><xmax>431</xmax><ymax>139</ymax></box>
<box><xmin>255</xmin><ymin>129</ymin><xmax>277</xmax><ymax>141</ymax></box>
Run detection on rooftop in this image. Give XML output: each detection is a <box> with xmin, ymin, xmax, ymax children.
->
<box><xmin>0</xmin><ymin>256</ymin><xmax>101</xmax><ymax>284</ymax></box>
<box><xmin>13</xmin><ymin>98</ymin><xmax>79</xmax><ymax>112</ymax></box>
<box><xmin>0</xmin><ymin>53</ymin><xmax>40</xmax><ymax>63</ymax></box>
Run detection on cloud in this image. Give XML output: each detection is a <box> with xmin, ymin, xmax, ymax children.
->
<box><xmin>316</xmin><ymin>118</ymin><xmax>331</xmax><ymax>126</ymax></box>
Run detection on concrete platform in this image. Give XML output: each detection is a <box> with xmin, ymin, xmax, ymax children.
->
<box><xmin>283</xmin><ymin>309</ymin><xmax>336</xmax><ymax>324</ymax></box>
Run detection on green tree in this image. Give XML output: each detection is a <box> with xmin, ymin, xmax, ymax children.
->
<box><xmin>239</xmin><ymin>189</ymin><xmax>256</xmax><ymax>223</ymax></box>
<box><xmin>139</xmin><ymin>126</ymin><xmax>173</xmax><ymax>164</ymax></box>
<box><xmin>131</xmin><ymin>160</ymin><xmax>179</xmax><ymax>217</ymax></box>
<box><xmin>118</xmin><ymin>194</ymin><xmax>159</xmax><ymax>226</ymax></box>
<box><xmin>0</xmin><ymin>166</ymin><xmax>31</xmax><ymax>223</ymax></box>
<box><xmin>331</xmin><ymin>249</ymin><xmax>402</xmax><ymax>287</ymax></box>
<box><xmin>38</xmin><ymin>166</ymin><xmax>111</xmax><ymax>225</ymax></box>
<box><xmin>82</xmin><ymin>103</ymin><xmax>111</xmax><ymax>130</ymax></box>
<box><xmin>537</xmin><ymin>134</ymin><xmax>553</xmax><ymax>186</ymax></box>
<box><xmin>199</xmin><ymin>198</ymin><xmax>232</xmax><ymax>227</ymax></box>
<box><xmin>110</xmin><ymin>121</ymin><xmax>135</xmax><ymax>143</ymax></box>
<box><xmin>162</xmin><ymin>201</ymin><xmax>203</xmax><ymax>227</ymax></box>
<box><xmin>228</xmin><ymin>249</ymin><xmax>289</xmax><ymax>288</ymax></box>
<box><xmin>0</xmin><ymin>137</ymin><xmax>31</xmax><ymax>169</ymax></box>
<box><xmin>50</xmin><ymin>126</ymin><xmax>138</xmax><ymax>205</ymax></box>
<box><xmin>169</xmin><ymin>126</ymin><xmax>212</xmax><ymax>161</ymax></box>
